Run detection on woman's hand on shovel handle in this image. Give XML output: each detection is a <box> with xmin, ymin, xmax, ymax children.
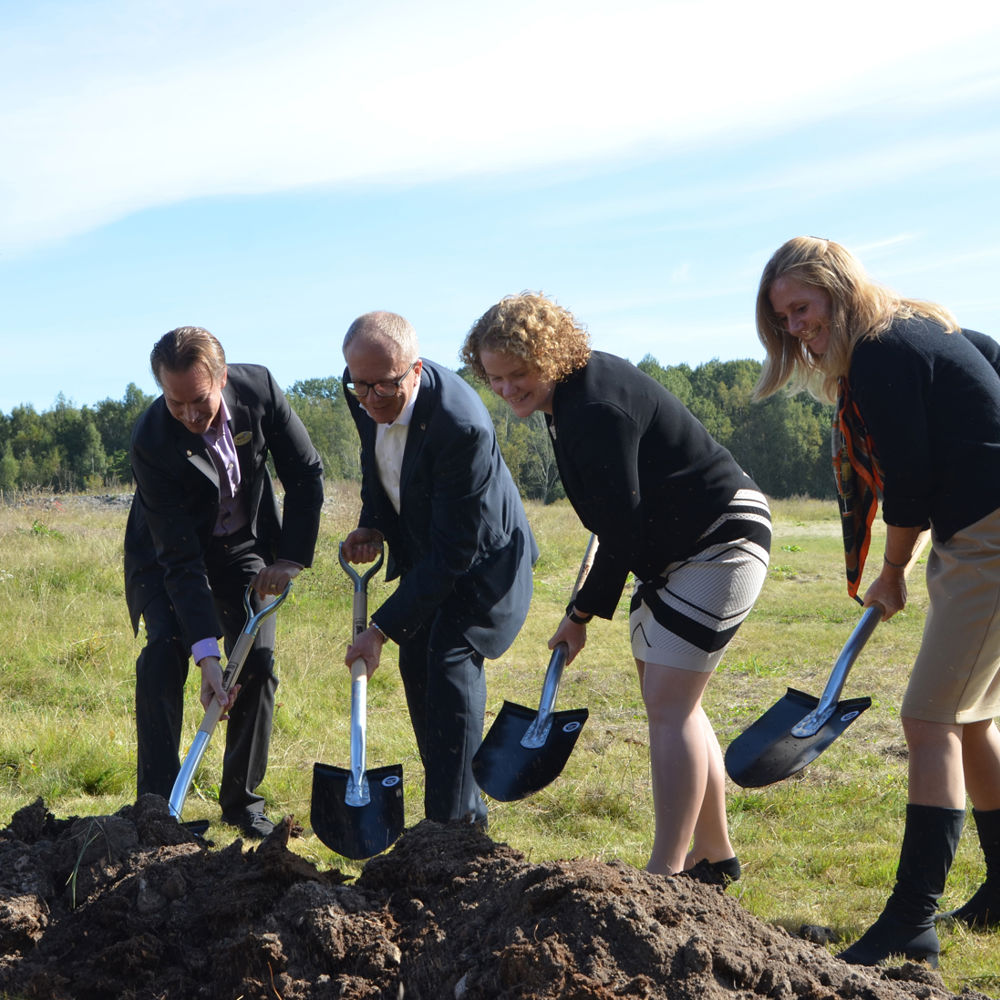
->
<box><xmin>862</xmin><ymin>524</ymin><xmax>927</xmax><ymax>621</ymax></box>
<box><xmin>862</xmin><ymin>572</ymin><xmax>905</xmax><ymax>621</ymax></box>
<box><xmin>550</xmin><ymin>615</ymin><xmax>587</xmax><ymax>664</ymax></box>
<box><xmin>197</xmin><ymin>657</ymin><xmax>240</xmax><ymax>716</ymax></box>
<box><xmin>345</xmin><ymin>626</ymin><xmax>384</xmax><ymax>678</ymax></box>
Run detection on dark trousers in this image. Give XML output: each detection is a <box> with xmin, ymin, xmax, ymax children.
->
<box><xmin>397</xmin><ymin>613</ymin><xmax>488</xmax><ymax>824</ymax></box>
<box><xmin>134</xmin><ymin>532</ymin><xmax>278</xmax><ymax>817</ymax></box>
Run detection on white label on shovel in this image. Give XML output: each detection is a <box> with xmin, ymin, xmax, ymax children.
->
<box><xmin>562</xmin><ymin>721</ymin><xmax>582</xmax><ymax>734</ymax></box>
<box><xmin>381</xmin><ymin>775</ymin><xmax>401</xmax><ymax>788</ymax></box>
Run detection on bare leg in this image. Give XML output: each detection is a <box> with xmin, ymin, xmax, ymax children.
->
<box><xmin>683</xmin><ymin>716</ymin><xmax>736</xmax><ymax>868</ymax></box>
<box><xmin>641</xmin><ymin>660</ymin><xmax>715</xmax><ymax>875</ymax></box>
<box><xmin>962</xmin><ymin>719</ymin><xmax>1000</xmax><ymax>811</ymax></box>
<box><xmin>903</xmin><ymin>716</ymin><xmax>965</xmax><ymax>808</ymax></box>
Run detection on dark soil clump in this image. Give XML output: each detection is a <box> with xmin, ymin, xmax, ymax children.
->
<box><xmin>0</xmin><ymin>796</ymin><xmax>992</xmax><ymax>999</ymax></box>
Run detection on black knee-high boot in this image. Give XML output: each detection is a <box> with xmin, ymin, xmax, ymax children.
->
<box><xmin>941</xmin><ymin>807</ymin><xmax>1000</xmax><ymax>930</ymax></box>
<box><xmin>838</xmin><ymin>804</ymin><xmax>965</xmax><ymax>969</ymax></box>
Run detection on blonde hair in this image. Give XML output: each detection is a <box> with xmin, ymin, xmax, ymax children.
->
<box><xmin>754</xmin><ymin>236</ymin><xmax>959</xmax><ymax>403</ymax></box>
<box><xmin>461</xmin><ymin>292</ymin><xmax>591</xmax><ymax>383</ymax></box>
<box><xmin>150</xmin><ymin>327</ymin><xmax>226</xmax><ymax>386</ymax></box>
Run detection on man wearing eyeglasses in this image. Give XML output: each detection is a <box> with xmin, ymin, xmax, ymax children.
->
<box><xmin>341</xmin><ymin>310</ymin><xmax>537</xmax><ymax>826</ymax></box>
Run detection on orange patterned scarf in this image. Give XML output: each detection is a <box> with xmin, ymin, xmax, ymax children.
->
<box><xmin>833</xmin><ymin>377</ymin><xmax>883</xmax><ymax>602</ymax></box>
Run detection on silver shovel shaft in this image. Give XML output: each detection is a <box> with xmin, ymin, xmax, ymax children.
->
<box><xmin>347</xmin><ymin>659</ymin><xmax>371</xmax><ymax>806</ymax></box>
<box><xmin>341</xmin><ymin>544</ymin><xmax>381</xmax><ymax>808</ymax></box>
<box><xmin>520</xmin><ymin>533</ymin><xmax>598</xmax><ymax>751</ymax></box>
<box><xmin>168</xmin><ymin>582</ymin><xmax>290</xmax><ymax>820</ymax></box>
<box><xmin>792</xmin><ymin>530</ymin><xmax>931</xmax><ymax>739</ymax></box>
<box><xmin>521</xmin><ymin>644</ymin><xmax>567</xmax><ymax>749</ymax></box>
<box><xmin>169</xmin><ymin>729</ymin><xmax>214</xmax><ymax>819</ymax></box>
<box><xmin>791</xmin><ymin>605</ymin><xmax>881</xmax><ymax>738</ymax></box>
<box><xmin>521</xmin><ymin>533</ymin><xmax>598</xmax><ymax>750</ymax></box>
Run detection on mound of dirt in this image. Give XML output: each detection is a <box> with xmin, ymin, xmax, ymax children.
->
<box><xmin>0</xmin><ymin>796</ymin><xmax>991</xmax><ymax>1000</ymax></box>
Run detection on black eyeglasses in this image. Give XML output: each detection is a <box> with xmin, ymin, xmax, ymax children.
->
<box><xmin>346</xmin><ymin>360</ymin><xmax>418</xmax><ymax>398</ymax></box>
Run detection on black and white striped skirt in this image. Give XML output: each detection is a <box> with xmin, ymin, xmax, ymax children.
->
<box><xmin>629</xmin><ymin>488</ymin><xmax>771</xmax><ymax>671</ymax></box>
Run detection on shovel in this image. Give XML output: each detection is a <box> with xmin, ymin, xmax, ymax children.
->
<box><xmin>310</xmin><ymin>543</ymin><xmax>404</xmax><ymax>860</ymax></box>
<box><xmin>169</xmin><ymin>582</ymin><xmax>291</xmax><ymax>821</ymax></box>
<box><xmin>472</xmin><ymin>533</ymin><xmax>598</xmax><ymax>802</ymax></box>
<box><xmin>725</xmin><ymin>531</ymin><xmax>930</xmax><ymax>788</ymax></box>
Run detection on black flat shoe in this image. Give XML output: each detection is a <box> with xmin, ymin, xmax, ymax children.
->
<box><xmin>222</xmin><ymin>810</ymin><xmax>275</xmax><ymax>840</ymax></box>
<box><xmin>687</xmin><ymin>856</ymin><xmax>741</xmax><ymax>885</ymax></box>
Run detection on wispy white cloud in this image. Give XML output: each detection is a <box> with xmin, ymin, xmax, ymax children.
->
<box><xmin>3</xmin><ymin>0</ymin><xmax>1000</xmax><ymax>255</ymax></box>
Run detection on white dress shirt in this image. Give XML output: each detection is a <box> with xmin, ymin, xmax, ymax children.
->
<box><xmin>372</xmin><ymin>379</ymin><xmax>420</xmax><ymax>514</ymax></box>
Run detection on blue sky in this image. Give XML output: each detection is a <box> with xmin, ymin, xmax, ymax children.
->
<box><xmin>2</xmin><ymin>0</ymin><xmax>999</xmax><ymax>413</ymax></box>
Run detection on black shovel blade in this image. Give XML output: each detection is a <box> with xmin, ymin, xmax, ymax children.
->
<box><xmin>310</xmin><ymin>761</ymin><xmax>404</xmax><ymax>860</ymax></box>
<box><xmin>724</xmin><ymin>688</ymin><xmax>872</xmax><ymax>788</ymax></box>
<box><xmin>472</xmin><ymin>700</ymin><xmax>589</xmax><ymax>802</ymax></box>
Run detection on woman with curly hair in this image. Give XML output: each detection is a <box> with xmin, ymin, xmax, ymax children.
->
<box><xmin>462</xmin><ymin>292</ymin><xmax>771</xmax><ymax>878</ymax></box>
<box><xmin>755</xmin><ymin>236</ymin><xmax>1000</xmax><ymax>967</ymax></box>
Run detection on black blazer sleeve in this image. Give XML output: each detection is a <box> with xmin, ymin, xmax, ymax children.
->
<box><xmin>124</xmin><ymin>365</ymin><xmax>323</xmax><ymax>646</ymax></box>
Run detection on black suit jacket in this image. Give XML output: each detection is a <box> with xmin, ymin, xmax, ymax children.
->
<box><xmin>124</xmin><ymin>364</ymin><xmax>324</xmax><ymax>646</ymax></box>
<box><xmin>345</xmin><ymin>359</ymin><xmax>536</xmax><ymax>659</ymax></box>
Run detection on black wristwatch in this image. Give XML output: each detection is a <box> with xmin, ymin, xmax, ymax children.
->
<box><xmin>566</xmin><ymin>603</ymin><xmax>592</xmax><ymax>625</ymax></box>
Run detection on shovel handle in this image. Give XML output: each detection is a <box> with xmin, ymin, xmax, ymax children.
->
<box><xmin>168</xmin><ymin>580</ymin><xmax>291</xmax><ymax>820</ymax></box>
<box><xmin>570</xmin><ymin>533</ymin><xmax>599</xmax><ymax>602</ymax></box>
<box><xmin>526</xmin><ymin>535</ymin><xmax>599</xmax><ymax>746</ymax></box>
<box><xmin>349</xmin><ymin>657</ymin><xmax>370</xmax><ymax>804</ymax></box>
<box><xmin>792</xmin><ymin>530</ymin><xmax>930</xmax><ymax>738</ymax></box>
<box><xmin>340</xmin><ymin>542</ymin><xmax>381</xmax><ymax>806</ymax></box>
<box><xmin>339</xmin><ymin>542</ymin><xmax>385</xmax><ymax>594</ymax></box>
<box><xmin>340</xmin><ymin>540</ymin><xmax>384</xmax><ymax>639</ymax></box>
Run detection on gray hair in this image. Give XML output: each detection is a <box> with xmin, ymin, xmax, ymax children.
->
<box><xmin>343</xmin><ymin>311</ymin><xmax>419</xmax><ymax>362</ymax></box>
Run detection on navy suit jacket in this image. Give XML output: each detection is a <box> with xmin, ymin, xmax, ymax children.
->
<box><xmin>345</xmin><ymin>359</ymin><xmax>537</xmax><ymax>659</ymax></box>
<box><xmin>124</xmin><ymin>364</ymin><xmax>324</xmax><ymax>646</ymax></box>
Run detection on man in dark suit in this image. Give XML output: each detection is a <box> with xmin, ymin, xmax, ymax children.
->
<box><xmin>125</xmin><ymin>326</ymin><xmax>324</xmax><ymax>838</ymax></box>
<box><xmin>340</xmin><ymin>311</ymin><xmax>537</xmax><ymax>825</ymax></box>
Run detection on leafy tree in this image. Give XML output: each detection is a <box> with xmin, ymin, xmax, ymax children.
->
<box><xmin>637</xmin><ymin>355</ymin><xmax>694</xmax><ymax>405</ymax></box>
<box><xmin>94</xmin><ymin>383</ymin><xmax>155</xmax><ymax>457</ymax></box>
<box><xmin>0</xmin><ymin>357</ymin><xmax>839</xmax><ymax>499</ymax></box>
<box><xmin>285</xmin><ymin>376</ymin><xmax>360</xmax><ymax>482</ymax></box>
<box><xmin>0</xmin><ymin>444</ymin><xmax>18</xmax><ymax>494</ymax></box>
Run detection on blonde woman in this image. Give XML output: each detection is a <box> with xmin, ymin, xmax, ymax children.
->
<box><xmin>755</xmin><ymin>236</ymin><xmax>1000</xmax><ymax>966</ymax></box>
<box><xmin>462</xmin><ymin>293</ymin><xmax>771</xmax><ymax>879</ymax></box>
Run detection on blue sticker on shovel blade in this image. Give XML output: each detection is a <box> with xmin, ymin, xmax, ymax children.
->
<box><xmin>562</xmin><ymin>721</ymin><xmax>582</xmax><ymax>734</ymax></box>
<box><xmin>381</xmin><ymin>775</ymin><xmax>401</xmax><ymax>788</ymax></box>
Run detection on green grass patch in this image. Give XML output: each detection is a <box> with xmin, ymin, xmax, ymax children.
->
<box><xmin>0</xmin><ymin>490</ymin><xmax>996</xmax><ymax>993</ymax></box>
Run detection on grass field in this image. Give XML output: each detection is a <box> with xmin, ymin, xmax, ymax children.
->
<box><xmin>0</xmin><ymin>487</ymin><xmax>997</xmax><ymax>997</ymax></box>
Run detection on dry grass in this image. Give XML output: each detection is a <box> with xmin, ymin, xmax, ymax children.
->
<box><xmin>0</xmin><ymin>489</ymin><xmax>997</xmax><ymax>996</ymax></box>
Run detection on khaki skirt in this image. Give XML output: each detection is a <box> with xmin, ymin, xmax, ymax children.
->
<box><xmin>903</xmin><ymin>506</ymin><xmax>1000</xmax><ymax>724</ymax></box>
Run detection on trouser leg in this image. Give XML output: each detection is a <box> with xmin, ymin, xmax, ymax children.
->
<box><xmin>206</xmin><ymin>536</ymin><xmax>277</xmax><ymax>818</ymax></box>
<box><xmin>397</xmin><ymin>616</ymin><xmax>488</xmax><ymax>824</ymax></box>
<box><xmin>135</xmin><ymin>591</ymin><xmax>189</xmax><ymax>800</ymax></box>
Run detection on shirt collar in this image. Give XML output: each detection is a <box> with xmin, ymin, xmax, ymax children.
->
<box><xmin>202</xmin><ymin>393</ymin><xmax>232</xmax><ymax>445</ymax></box>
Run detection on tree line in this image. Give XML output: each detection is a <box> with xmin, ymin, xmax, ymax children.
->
<box><xmin>0</xmin><ymin>357</ymin><xmax>836</xmax><ymax>500</ymax></box>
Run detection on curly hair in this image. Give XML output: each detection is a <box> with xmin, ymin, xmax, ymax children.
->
<box><xmin>754</xmin><ymin>236</ymin><xmax>958</xmax><ymax>404</ymax></box>
<box><xmin>461</xmin><ymin>292</ymin><xmax>591</xmax><ymax>384</ymax></box>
